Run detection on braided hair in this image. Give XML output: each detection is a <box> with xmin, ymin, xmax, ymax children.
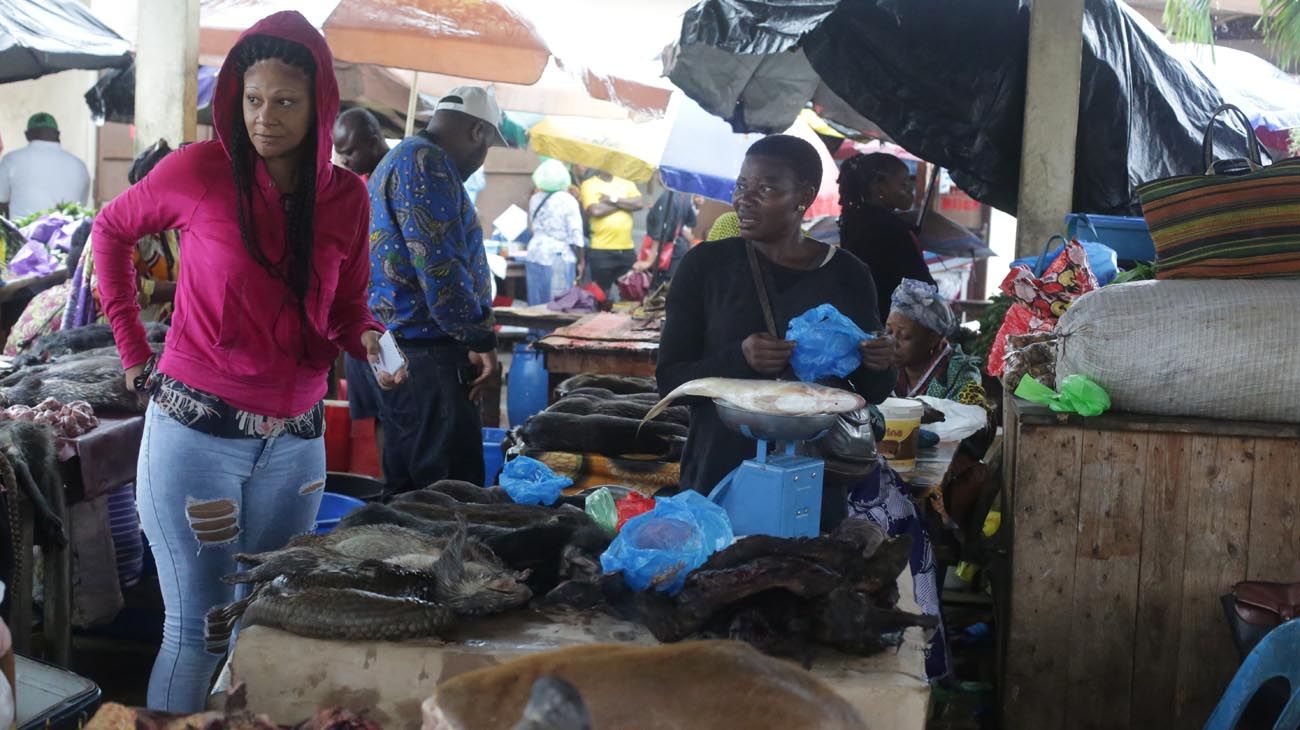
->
<box><xmin>838</xmin><ymin>152</ymin><xmax>908</xmax><ymax>251</ymax></box>
<box><xmin>228</xmin><ymin>35</ymin><xmax>319</xmax><ymax>344</ymax></box>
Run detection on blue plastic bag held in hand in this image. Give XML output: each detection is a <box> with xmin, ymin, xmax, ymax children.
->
<box><xmin>500</xmin><ymin>455</ymin><xmax>572</xmax><ymax>506</ymax></box>
<box><xmin>785</xmin><ymin>304</ymin><xmax>870</xmax><ymax>382</ymax></box>
<box><xmin>600</xmin><ymin>491</ymin><xmax>734</xmax><ymax>594</ymax></box>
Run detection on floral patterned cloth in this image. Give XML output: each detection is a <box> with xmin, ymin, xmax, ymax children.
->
<box><xmin>847</xmin><ymin>459</ymin><xmax>949</xmax><ymax>680</ymax></box>
<box><xmin>366</xmin><ymin>133</ymin><xmax>495</xmax><ymax>351</ymax></box>
<box><xmin>140</xmin><ymin>358</ymin><xmax>322</xmax><ymax>440</ymax></box>
<box><xmin>3</xmin><ymin>281</ymin><xmax>69</xmax><ymax>356</ymax></box>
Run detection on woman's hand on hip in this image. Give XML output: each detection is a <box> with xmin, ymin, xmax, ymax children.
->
<box><xmin>859</xmin><ymin>336</ymin><xmax>895</xmax><ymax>372</ymax></box>
<box><xmin>124</xmin><ymin>364</ymin><xmax>145</xmax><ymax>393</ymax></box>
<box><xmin>742</xmin><ymin>333</ymin><xmax>794</xmax><ymax>376</ymax></box>
<box><xmin>363</xmin><ymin>330</ymin><xmax>408</xmax><ymax>390</ymax></box>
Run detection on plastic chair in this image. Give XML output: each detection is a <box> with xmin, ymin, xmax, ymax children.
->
<box><xmin>1205</xmin><ymin>618</ymin><xmax>1300</xmax><ymax>730</ymax></box>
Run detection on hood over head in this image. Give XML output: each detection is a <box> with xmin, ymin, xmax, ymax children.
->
<box><xmin>213</xmin><ymin>11</ymin><xmax>340</xmax><ymax>184</ymax></box>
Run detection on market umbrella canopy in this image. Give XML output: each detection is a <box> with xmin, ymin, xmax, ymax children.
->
<box><xmin>0</xmin><ymin>0</ymin><xmax>132</xmax><ymax>83</ymax></box>
<box><xmin>323</xmin><ymin>0</ymin><xmax>550</xmax><ymax>84</ymax></box>
<box><xmin>528</xmin><ymin>114</ymin><xmax>670</xmax><ymax>183</ymax></box>
<box><xmin>667</xmin><ymin>0</ymin><xmax>1260</xmax><ymax>216</ymax></box>
<box><xmin>200</xmin><ymin>0</ymin><xmax>549</xmax><ymax>84</ymax></box>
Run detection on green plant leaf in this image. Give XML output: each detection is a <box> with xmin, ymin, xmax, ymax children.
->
<box><xmin>1260</xmin><ymin>0</ymin><xmax>1300</xmax><ymax>71</ymax></box>
<box><xmin>1163</xmin><ymin>0</ymin><xmax>1216</xmax><ymax>48</ymax></box>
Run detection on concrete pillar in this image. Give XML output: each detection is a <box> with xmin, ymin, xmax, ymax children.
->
<box><xmin>1013</xmin><ymin>0</ymin><xmax>1086</xmax><ymax>258</ymax></box>
<box><xmin>133</xmin><ymin>0</ymin><xmax>200</xmax><ymax>155</ymax></box>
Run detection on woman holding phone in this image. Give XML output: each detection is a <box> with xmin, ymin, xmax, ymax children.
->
<box><xmin>92</xmin><ymin>11</ymin><xmax>405</xmax><ymax>711</ymax></box>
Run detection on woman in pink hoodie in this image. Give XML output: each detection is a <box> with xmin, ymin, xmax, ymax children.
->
<box><xmin>92</xmin><ymin>12</ymin><xmax>403</xmax><ymax>711</ymax></box>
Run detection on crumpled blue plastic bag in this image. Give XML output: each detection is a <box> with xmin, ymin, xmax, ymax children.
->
<box><xmin>785</xmin><ymin>304</ymin><xmax>870</xmax><ymax>382</ymax></box>
<box><xmin>500</xmin><ymin>455</ymin><xmax>572</xmax><ymax>506</ymax></box>
<box><xmin>599</xmin><ymin>490</ymin><xmax>734</xmax><ymax>594</ymax></box>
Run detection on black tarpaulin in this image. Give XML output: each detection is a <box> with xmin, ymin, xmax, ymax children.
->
<box><xmin>669</xmin><ymin>0</ymin><xmax>1257</xmax><ymax>215</ymax></box>
<box><xmin>0</xmin><ymin>0</ymin><xmax>131</xmax><ymax>84</ymax></box>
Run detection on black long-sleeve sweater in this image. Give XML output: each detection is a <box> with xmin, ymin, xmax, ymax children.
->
<box><xmin>656</xmin><ymin>238</ymin><xmax>897</xmax><ymax>493</ymax></box>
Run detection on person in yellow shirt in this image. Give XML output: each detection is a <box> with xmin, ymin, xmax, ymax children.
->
<box><xmin>579</xmin><ymin>171</ymin><xmax>643</xmax><ymax>297</ymax></box>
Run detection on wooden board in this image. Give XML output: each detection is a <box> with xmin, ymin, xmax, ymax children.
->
<box><xmin>1246</xmin><ymin>439</ymin><xmax>1300</xmax><ymax>583</ymax></box>
<box><xmin>1012</xmin><ymin>399</ymin><xmax>1300</xmax><ymax>441</ymax></box>
<box><xmin>1129</xmin><ymin>434</ymin><xmax>1195</xmax><ymax>729</ymax></box>
<box><xmin>1004</xmin><ymin>424</ymin><xmax>1083</xmax><ymax>729</ymax></box>
<box><xmin>1173</xmin><ymin>437</ymin><xmax>1255</xmax><ymax>728</ymax></box>
<box><xmin>1065</xmin><ymin>429</ymin><xmax>1147</xmax><ymax>730</ymax></box>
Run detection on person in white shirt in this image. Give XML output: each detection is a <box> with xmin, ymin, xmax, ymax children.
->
<box><xmin>0</xmin><ymin>113</ymin><xmax>91</xmax><ymax>220</ymax></box>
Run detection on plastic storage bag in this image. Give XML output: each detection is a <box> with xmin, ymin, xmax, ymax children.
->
<box><xmin>989</xmin><ymin>239</ymin><xmax>1099</xmax><ymax>376</ymax></box>
<box><xmin>1015</xmin><ymin>375</ymin><xmax>1111</xmax><ymax>417</ymax></box>
<box><xmin>585</xmin><ymin>488</ymin><xmax>618</xmax><ymax>536</ymax></box>
<box><xmin>616</xmin><ymin>492</ymin><xmax>656</xmax><ymax>531</ymax></box>
<box><xmin>600</xmin><ymin>491</ymin><xmax>734</xmax><ymax>594</ymax></box>
<box><xmin>785</xmin><ymin>304</ymin><xmax>870</xmax><ymax>382</ymax></box>
<box><xmin>500</xmin><ymin>456</ymin><xmax>573</xmax><ymax>506</ymax></box>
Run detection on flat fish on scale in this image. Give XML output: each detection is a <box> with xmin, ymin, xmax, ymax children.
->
<box><xmin>644</xmin><ymin>378</ymin><xmax>866</xmax><ymax>422</ymax></box>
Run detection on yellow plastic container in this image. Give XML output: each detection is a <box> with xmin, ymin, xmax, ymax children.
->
<box><xmin>879</xmin><ymin>398</ymin><xmax>924</xmax><ymax>471</ymax></box>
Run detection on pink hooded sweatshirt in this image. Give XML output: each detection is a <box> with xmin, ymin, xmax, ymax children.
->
<box><xmin>93</xmin><ymin>11</ymin><xmax>380</xmax><ymax>418</ymax></box>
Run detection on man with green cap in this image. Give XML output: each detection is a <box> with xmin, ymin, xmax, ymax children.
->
<box><xmin>0</xmin><ymin>113</ymin><xmax>91</xmax><ymax>220</ymax></box>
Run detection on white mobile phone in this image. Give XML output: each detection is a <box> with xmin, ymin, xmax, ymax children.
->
<box><xmin>371</xmin><ymin>331</ymin><xmax>404</xmax><ymax>376</ymax></box>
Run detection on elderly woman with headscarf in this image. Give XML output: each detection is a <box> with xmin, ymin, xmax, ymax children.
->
<box><xmin>886</xmin><ymin>278</ymin><xmax>987</xmax><ymax>407</ymax></box>
<box><xmin>525</xmin><ymin>159</ymin><xmax>583</xmax><ymax>305</ymax></box>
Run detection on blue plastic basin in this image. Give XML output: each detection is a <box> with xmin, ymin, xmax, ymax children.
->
<box><xmin>314</xmin><ymin>492</ymin><xmax>365</xmax><ymax>534</ymax></box>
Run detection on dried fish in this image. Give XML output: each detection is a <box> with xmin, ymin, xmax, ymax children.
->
<box><xmin>644</xmin><ymin>378</ymin><xmax>866</xmax><ymax>422</ymax></box>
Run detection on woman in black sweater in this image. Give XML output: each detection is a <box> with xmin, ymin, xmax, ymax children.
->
<box><xmin>838</xmin><ymin>153</ymin><xmax>935</xmax><ymax>320</ymax></box>
<box><xmin>656</xmin><ymin>135</ymin><xmax>896</xmax><ymax>495</ymax></box>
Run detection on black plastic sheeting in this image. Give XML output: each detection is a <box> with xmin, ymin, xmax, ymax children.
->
<box><xmin>0</xmin><ymin>0</ymin><xmax>131</xmax><ymax>84</ymax></box>
<box><xmin>674</xmin><ymin>0</ymin><xmax>1258</xmax><ymax>215</ymax></box>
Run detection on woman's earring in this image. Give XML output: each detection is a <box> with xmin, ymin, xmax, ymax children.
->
<box><xmin>797</xmin><ymin>204</ymin><xmax>807</xmax><ymax>212</ymax></box>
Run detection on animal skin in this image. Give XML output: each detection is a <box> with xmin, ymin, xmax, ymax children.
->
<box><xmin>425</xmin><ymin>641</ymin><xmax>867</xmax><ymax>730</ymax></box>
<box><xmin>0</xmin><ymin>420</ymin><xmax>66</xmax><ymax>549</ymax></box>
<box><xmin>555</xmin><ymin>374</ymin><xmax>656</xmax><ymax>396</ymax></box>
<box><xmin>13</xmin><ymin>322</ymin><xmax>168</xmax><ymax>368</ymax></box>
<box><xmin>0</xmin><ymin>356</ymin><xmax>142</xmax><ymax>412</ymax></box>
<box><xmin>518</xmin><ymin>412</ymin><xmax>687</xmax><ymax>457</ymax></box>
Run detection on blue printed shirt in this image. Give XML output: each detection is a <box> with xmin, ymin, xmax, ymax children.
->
<box><xmin>367</xmin><ymin>134</ymin><xmax>496</xmax><ymax>351</ymax></box>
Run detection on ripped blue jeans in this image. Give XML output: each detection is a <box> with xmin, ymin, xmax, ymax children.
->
<box><xmin>136</xmin><ymin>401</ymin><xmax>325</xmax><ymax>712</ymax></box>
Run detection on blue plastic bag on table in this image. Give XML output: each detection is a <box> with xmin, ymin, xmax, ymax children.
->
<box><xmin>600</xmin><ymin>491</ymin><xmax>734</xmax><ymax>594</ymax></box>
<box><xmin>785</xmin><ymin>304</ymin><xmax>870</xmax><ymax>382</ymax></box>
<box><xmin>1009</xmin><ymin>234</ymin><xmax>1119</xmax><ymax>286</ymax></box>
<box><xmin>500</xmin><ymin>455</ymin><xmax>572</xmax><ymax>506</ymax></box>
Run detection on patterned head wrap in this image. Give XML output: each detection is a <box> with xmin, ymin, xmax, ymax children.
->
<box><xmin>532</xmin><ymin>159</ymin><xmax>572</xmax><ymax>193</ymax></box>
<box><xmin>890</xmin><ymin>278</ymin><xmax>956</xmax><ymax>337</ymax></box>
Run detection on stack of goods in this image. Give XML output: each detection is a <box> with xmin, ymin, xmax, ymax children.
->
<box><xmin>514</xmin><ymin>374</ymin><xmax>686</xmax><ymax>495</ymax></box>
<box><xmin>1049</xmin><ymin>104</ymin><xmax>1300</xmax><ymax>421</ymax></box>
<box><xmin>551</xmin><ymin>515</ymin><xmax>935</xmax><ymax>667</ymax></box>
<box><xmin>207</xmin><ymin>480</ymin><xmax>612</xmax><ymax>646</ymax></box>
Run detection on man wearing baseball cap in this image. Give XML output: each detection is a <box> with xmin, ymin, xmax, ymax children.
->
<box><xmin>0</xmin><ymin>113</ymin><xmax>91</xmax><ymax>220</ymax></box>
<box><xmin>366</xmin><ymin>85</ymin><xmax>507</xmax><ymax>493</ymax></box>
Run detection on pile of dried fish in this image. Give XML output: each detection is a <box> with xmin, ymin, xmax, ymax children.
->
<box><xmin>207</xmin><ymin>517</ymin><xmax>533</xmax><ymax>647</ymax></box>
<box><xmin>554</xmin><ymin>518</ymin><xmax>935</xmax><ymax>667</ymax></box>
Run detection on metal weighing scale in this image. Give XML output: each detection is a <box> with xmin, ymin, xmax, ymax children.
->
<box><xmin>706</xmin><ymin>401</ymin><xmax>838</xmax><ymax>538</ymax></box>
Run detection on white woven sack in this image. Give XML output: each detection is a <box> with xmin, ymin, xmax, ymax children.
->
<box><xmin>1056</xmin><ymin>279</ymin><xmax>1300</xmax><ymax>422</ymax></box>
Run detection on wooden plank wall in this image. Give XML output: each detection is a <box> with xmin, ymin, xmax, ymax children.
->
<box><xmin>1005</xmin><ymin>422</ymin><xmax>1300</xmax><ymax>730</ymax></box>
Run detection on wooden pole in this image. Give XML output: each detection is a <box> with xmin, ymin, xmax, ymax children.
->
<box><xmin>404</xmin><ymin>71</ymin><xmax>421</xmax><ymax>137</ymax></box>
<box><xmin>1013</xmin><ymin>0</ymin><xmax>1086</xmax><ymax>259</ymax></box>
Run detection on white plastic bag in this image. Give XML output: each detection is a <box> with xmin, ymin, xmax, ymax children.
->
<box><xmin>915</xmin><ymin>396</ymin><xmax>988</xmax><ymax>442</ymax></box>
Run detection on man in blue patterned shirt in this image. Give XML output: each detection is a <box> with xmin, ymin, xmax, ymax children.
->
<box><xmin>367</xmin><ymin>86</ymin><xmax>505</xmax><ymax>492</ymax></box>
